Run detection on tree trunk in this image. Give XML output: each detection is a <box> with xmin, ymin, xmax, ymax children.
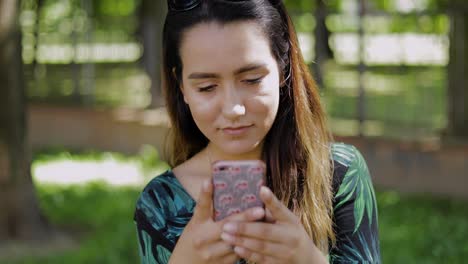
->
<box><xmin>447</xmin><ymin>5</ymin><xmax>468</xmax><ymax>138</ymax></box>
<box><xmin>138</xmin><ymin>0</ymin><xmax>167</xmax><ymax>108</ymax></box>
<box><xmin>32</xmin><ymin>0</ymin><xmax>43</xmax><ymax>75</ymax></box>
<box><xmin>313</xmin><ymin>0</ymin><xmax>333</xmax><ymax>89</ymax></box>
<box><xmin>0</xmin><ymin>0</ymin><xmax>51</xmax><ymax>244</ymax></box>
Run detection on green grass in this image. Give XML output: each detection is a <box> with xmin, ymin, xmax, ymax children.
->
<box><xmin>377</xmin><ymin>190</ymin><xmax>468</xmax><ymax>263</ymax></box>
<box><xmin>5</xmin><ymin>183</ymin><xmax>141</xmax><ymax>264</ymax></box>
<box><xmin>3</xmin><ymin>150</ymin><xmax>468</xmax><ymax>263</ymax></box>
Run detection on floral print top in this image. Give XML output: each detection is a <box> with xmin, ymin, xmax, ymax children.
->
<box><xmin>133</xmin><ymin>143</ymin><xmax>381</xmax><ymax>263</ymax></box>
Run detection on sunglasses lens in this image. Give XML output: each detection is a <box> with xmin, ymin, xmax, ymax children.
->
<box><xmin>169</xmin><ymin>0</ymin><xmax>200</xmax><ymax>11</ymax></box>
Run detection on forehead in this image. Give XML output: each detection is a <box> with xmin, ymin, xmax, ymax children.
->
<box><xmin>179</xmin><ymin>21</ymin><xmax>277</xmax><ymax>74</ymax></box>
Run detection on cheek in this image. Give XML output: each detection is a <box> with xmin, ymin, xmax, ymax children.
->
<box><xmin>246</xmin><ymin>87</ymin><xmax>280</xmax><ymax>125</ymax></box>
<box><xmin>186</xmin><ymin>95</ymin><xmax>220</xmax><ymax>127</ymax></box>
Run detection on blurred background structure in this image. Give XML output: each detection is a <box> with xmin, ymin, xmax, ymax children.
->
<box><xmin>0</xmin><ymin>0</ymin><xmax>467</xmax><ymax>263</ymax></box>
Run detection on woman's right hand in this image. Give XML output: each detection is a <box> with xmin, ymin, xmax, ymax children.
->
<box><xmin>169</xmin><ymin>180</ymin><xmax>265</xmax><ymax>264</ymax></box>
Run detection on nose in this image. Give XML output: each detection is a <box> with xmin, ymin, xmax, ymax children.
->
<box><xmin>222</xmin><ymin>87</ymin><xmax>246</xmax><ymax>120</ymax></box>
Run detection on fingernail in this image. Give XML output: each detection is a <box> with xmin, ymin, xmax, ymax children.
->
<box><xmin>260</xmin><ymin>186</ymin><xmax>271</xmax><ymax>198</ymax></box>
<box><xmin>252</xmin><ymin>207</ymin><xmax>264</xmax><ymax>217</ymax></box>
<box><xmin>221</xmin><ymin>232</ymin><xmax>235</xmax><ymax>243</ymax></box>
<box><xmin>223</xmin><ymin>223</ymin><xmax>237</xmax><ymax>233</ymax></box>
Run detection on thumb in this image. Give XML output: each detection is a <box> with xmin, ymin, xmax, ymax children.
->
<box><xmin>193</xmin><ymin>179</ymin><xmax>213</xmax><ymax>221</ymax></box>
<box><xmin>264</xmin><ymin>208</ymin><xmax>276</xmax><ymax>223</ymax></box>
<box><xmin>260</xmin><ymin>186</ymin><xmax>296</xmax><ymax>223</ymax></box>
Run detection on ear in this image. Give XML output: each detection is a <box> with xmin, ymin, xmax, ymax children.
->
<box><xmin>173</xmin><ymin>67</ymin><xmax>189</xmax><ymax>105</ymax></box>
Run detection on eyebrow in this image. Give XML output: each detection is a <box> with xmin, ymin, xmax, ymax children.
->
<box><xmin>187</xmin><ymin>63</ymin><xmax>267</xmax><ymax>79</ymax></box>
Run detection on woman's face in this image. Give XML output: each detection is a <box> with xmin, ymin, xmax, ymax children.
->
<box><xmin>179</xmin><ymin>21</ymin><xmax>280</xmax><ymax>157</ymax></box>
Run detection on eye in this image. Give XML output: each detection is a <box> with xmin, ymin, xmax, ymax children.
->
<box><xmin>244</xmin><ymin>76</ymin><xmax>264</xmax><ymax>85</ymax></box>
<box><xmin>198</xmin><ymin>85</ymin><xmax>216</xmax><ymax>92</ymax></box>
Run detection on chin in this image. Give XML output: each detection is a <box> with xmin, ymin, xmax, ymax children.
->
<box><xmin>216</xmin><ymin>139</ymin><xmax>262</xmax><ymax>158</ymax></box>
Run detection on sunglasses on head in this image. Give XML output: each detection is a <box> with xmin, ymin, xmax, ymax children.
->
<box><xmin>167</xmin><ymin>0</ymin><xmax>281</xmax><ymax>12</ymax></box>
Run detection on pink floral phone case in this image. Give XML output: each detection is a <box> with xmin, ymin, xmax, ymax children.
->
<box><xmin>212</xmin><ymin>160</ymin><xmax>266</xmax><ymax>221</ymax></box>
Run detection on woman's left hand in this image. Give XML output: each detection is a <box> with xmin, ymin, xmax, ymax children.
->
<box><xmin>220</xmin><ymin>186</ymin><xmax>328</xmax><ymax>264</ymax></box>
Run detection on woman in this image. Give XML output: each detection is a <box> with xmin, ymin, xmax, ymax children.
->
<box><xmin>134</xmin><ymin>0</ymin><xmax>380</xmax><ymax>263</ymax></box>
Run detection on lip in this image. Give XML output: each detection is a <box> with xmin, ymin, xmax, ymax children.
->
<box><xmin>222</xmin><ymin>125</ymin><xmax>253</xmax><ymax>136</ymax></box>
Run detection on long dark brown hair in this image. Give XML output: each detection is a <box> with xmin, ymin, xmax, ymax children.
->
<box><xmin>162</xmin><ymin>0</ymin><xmax>335</xmax><ymax>252</ymax></box>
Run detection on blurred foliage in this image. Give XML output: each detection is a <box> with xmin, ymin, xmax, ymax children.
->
<box><xmin>25</xmin><ymin>64</ymin><xmax>150</xmax><ymax>108</ymax></box>
<box><xmin>4</xmin><ymin>183</ymin><xmax>141</xmax><ymax>264</ymax></box>
<box><xmin>21</xmin><ymin>0</ymin><xmax>139</xmax><ymax>45</ymax></box>
<box><xmin>285</xmin><ymin>0</ymin><xmax>340</xmax><ymax>12</ymax></box>
<box><xmin>322</xmin><ymin>64</ymin><xmax>447</xmax><ymax>138</ymax></box>
<box><xmin>20</xmin><ymin>0</ymin><xmax>453</xmax><ymax>52</ymax></box>
<box><xmin>324</xmin><ymin>14</ymin><xmax>449</xmax><ymax>34</ymax></box>
<box><xmin>285</xmin><ymin>0</ymin><xmax>466</xmax><ymax>13</ymax></box>
<box><xmin>286</xmin><ymin>0</ymin><xmax>451</xmax><ymax>33</ymax></box>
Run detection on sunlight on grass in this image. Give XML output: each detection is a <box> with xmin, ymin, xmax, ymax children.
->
<box><xmin>31</xmin><ymin>145</ymin><xmax>169</xmax><ymax>187</ymax></box>
<box><xmin>33</xmin><ymin>158</ymin><xmax>143</xmax><ymax>186</ymax></box>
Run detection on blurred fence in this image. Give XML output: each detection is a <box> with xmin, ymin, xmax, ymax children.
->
<box><xmin>22</xmin><ymin>0</ymin><xmax>450</xmax><ymax>140</ymax></box>
<box><xmin>289</xmin><ymin>0</ymin><xmax>448</xmax><ymax>140</ymax></box>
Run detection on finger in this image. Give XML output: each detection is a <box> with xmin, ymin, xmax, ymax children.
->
<box><xmin>194</xmin><ymin>207</ymin><xmax>265</xmax><ymax>250</ymax></box>
<box><xmin>193</xmin><ymin>180</ymin><xmax>213</xmax><ymax>221</ymax></box>
<box><xmin>192</xmin><ymin>222</ymin><xmax>224</xmax><ymax>248</ymax></box>
<box><xmin>222</xmin><ymin>207</ymin><xmax>265</xmax><ymax>223</ymax></box>
<box><xmin>201</xmin><ymin>241</ymin><xmax>235</xmax><ymax>261</ymax></box>
<box><xmin>221</xmin><ymin>232</ymin><xmax>288</xmax><ymax>258</ymax></box>
<box><xmin>264</xmin><ymin>208</ymin><xmax>276</xmax><ymax>223</ymax></box>
<box><xmin>260</xmin><ymin>186</ymin><xmax>296</xmax><ymax>223</ymax></box>
<box><xmin>233</xmin><ymin>246</ymin><xmax>281</xmax><ymax>264</ymax></box>
<box><xmin>222</xmin><ymin>222</ymin><xmax>287</xmax><ymax>243</ymax></box>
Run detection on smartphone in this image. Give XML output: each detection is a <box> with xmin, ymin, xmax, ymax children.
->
<box><xmin>212</xmin><ymin>160</ymin><xmax>266</xmax><ymax>221</ymax></box>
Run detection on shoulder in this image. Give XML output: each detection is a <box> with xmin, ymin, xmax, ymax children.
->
<box><xmin>330</xmin><ymin>143</ymin><xmax>371</xmax><ymax>196</ymax></box>
<box><xmin>134</xmin><ymin>171</ymin><xmax>174</xmax><ymax>222</ymax></box>
<box><xmin>141</xmin><ymin>170</ymin><xmax>182</xmax><ymax>198</ymax></box>
<box><xmin>137</xmin><ymin>171</ymin><xmax>178</xmax><ymax>208</ymax></box>
<box><xmin>331</xmin><ymin>142</ymin><xmax>361</xmax><ymax>168</ymax></box>
<box><xmin>330</xmin><ymin>143</ymin><xmax>377</xmax><ymax>212</ymax></box>
<box><xmin>134</xmin><ymin>171</ymin><xmax>193</xmax><ymax>251</ymax></box>
<box><xmin>135</xmin><ymin>170</ymin><xmax>195</xmax><ymax>223</ymax></box>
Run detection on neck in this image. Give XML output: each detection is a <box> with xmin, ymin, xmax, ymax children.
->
<box><xmin>204</xmin><ymin>143</ymin><xmax>263</xmax><ymax>163</ymax></box>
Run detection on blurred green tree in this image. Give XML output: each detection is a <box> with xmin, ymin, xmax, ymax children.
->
<box><xmin>0</xmin><ymin>0</ymin><xmax>54</xmax><ymax>245</ymax></box>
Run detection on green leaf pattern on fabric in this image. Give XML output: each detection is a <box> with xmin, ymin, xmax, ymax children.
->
<box><xmin>155</xmin><ymin>245</ymin><xmax>172</xmax><ymax>263</ymax></box>
<box><xmin>330</xmin><ymin>143</ymin><xmax>380</xmax><ymax>263</ymax></box>
<box><xmin>330</xmin><ymin>230</ymin><xmax>380</xmax><ymax>263</ymax></box>
<box><xmin>334</xmin><ymin>145</ymin><xmax>378</xmax><ymax>234</ymax></box>
<box><xmin>138</xmin><ymin>229</ymin><xmax>158</xmax><ymax>264</ymax></box>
